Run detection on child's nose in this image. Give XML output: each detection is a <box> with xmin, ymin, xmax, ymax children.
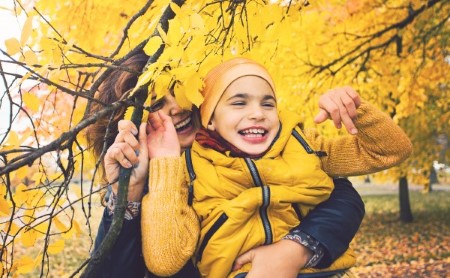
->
<box><xmin>248</xmin><ymin>106</ymin><xmax>265</xmax><ymax>120</ymax></box>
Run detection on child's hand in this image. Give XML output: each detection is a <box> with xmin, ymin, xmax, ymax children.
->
<box><xmin>146</xmin><ymin>110</ymin><xmax>181</xmax><ymax>158</ymax></box>
<box><xmin>314</xmin><ymin>86</ymin><xmax>361</xmax><ymax>135</ymax></box>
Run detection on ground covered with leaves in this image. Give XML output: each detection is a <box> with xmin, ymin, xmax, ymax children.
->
<box><xmin>14</xmin><ymin>185</ymin><xmax>449</xmax><ymax>277</ymax></box>
<box><xmin>351</xmin><ymin>187</ymin><xmax>449</xmax><ymax>277</ymax></box>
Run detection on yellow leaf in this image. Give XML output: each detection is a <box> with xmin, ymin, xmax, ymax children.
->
<box><xmin>21</xmin><ymin>71</ymin><xmax>33</xmax><ymax>82</ymax></box>
<box><xmin>23</xmin><ymin>50</ymin><xmax>38</xmax><ymax>66</ymax></box>
<box><xmin>123</xmin><ymin>106</ymin><xmax>134</xmax><ymax>121</ymax></box>
<box><xmin>167</xmin><ymin>18</ymin><xmax>183</xmax><ymax>46</ymax></box>
<box><xmin>184</xmin><ymin>36</ymin><xmax>204</xmax><ymax>62</ymax></box>
<box><xmin>13</xmin><ymin>183</ymin><xmax>30</xmax><ymax>206</ymax></box>
<box><xmin>154</xmin><ymin>74</ymin><xmax>172</xmax><ymax>98</ymax></box>
<box><xmin>173</xmin><ymin>83</ymin><xmax>192</xmax><ymax>110</ymax></box>
<box><xmin>62</xmin><ymin>219</ymin><xmax>83</xmax><ymax>239</ymax></box>
<box><xmin>31</xmin><ymin>172</ymin><xmax>43</xmax><ymax>185</ymax></box>
<box><xmin>73</xmin><ymin>219</ymin><xmax>83</xmax><ymax>236</ymax></box>
<box><xmin>157</xmin><ymin>24</ymin><xmax>168</xmax><ymax>43</ymax></box>
<box><xmin>14</xmin><ymin>255</ymin><xmax>35</xmax><ymax>274</ymax></box>
<box><xmin>190</xmin><ymin>13</ymin><xmax>204</xmax><ymax>30</ymax></box>
<box><xmin>3</xmin><ymin>221</ymin><xmax>20</xmax><ymax>235</ymax></box>
<box><xmin>21</xmin><ymin>229</ymin><xmax>38</xmax><ymax>247</ymax></box>
<box><xmin>15</xmin><ymin>166</ymin><xmax>29</xmax><ymax>181</ymax></box>
<box><xmin>144</xmin><ymin>36</ymin><xmax>163</xmax><ymax>57</ymax></box>
<box><xmin>35</xmin><ymin>221</ymin><xmax>49</xmax><ymax>234</ymax></box>
<box><xmin>0</xmin><ymin>197</ymin><xmax>10</xmax><ymax>216</ymax></box>
<box><xmin>169</xmin><ymin>2</ymin><xmax>181</xmax><ymax>15</ymax></box>
<box><xmin>185</xmin><ymin>73</ymin><xmax>204</xmax><ymax>107</ymax></box>
<box><xmin>5</xmin><ymin>38</ymin><xmax>20</xmax><ymax>55</ymax></box>
<box><xmin>47</xmin><ymin>239</ymin><xmax>65</xmax><ymax>254</ymax></box>
<box><xmin>53</xmin><ymin>216</ymin><xmax>68</xmax><ymax>233</ymax></box>
<box><xmin>20</xmin><ymin>16</ymin><xmax>34</xmax><ymax>45</ymax></box>
<box><xmin>131</xmin><ymin>68</ymin><xmax>155</xmax><ymax>96</ymax></box>
<box><xmin>22</xmin><ymin>92</ymin><xmax>40</xmax><ymax>113</ymax></box>
<box><xmin>6</xmin><ymin>131</ymin><xmax>19</xmax><ymax>147</ymax></box>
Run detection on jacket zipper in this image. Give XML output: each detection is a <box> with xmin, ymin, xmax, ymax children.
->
<box><xmin>244</xmin><ymin>158</ymin><xmax>273</xmax><ymax>245</ymax></box>
<box><xmin>196</xmin><ymin>213</ymin><xmax>228</xmax><ymax>262</ymax></box>
<box><xmin>184</xmin><ymin>148</ymin><xmax>196</xmax><ymax>206</ymax></box>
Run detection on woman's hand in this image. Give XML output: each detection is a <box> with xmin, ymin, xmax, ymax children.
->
<box><xmin>233</xmin><ymin>240</ymin><xmax>312</xmax><ymax>278</ymax></box>
<box><xmin>104</xmin><ymin>120</ymin><xmax>149</xmax><ymax>202</ymax></box>
<box><xmin>146</xmin><ymin>110</ymin><xmax>180</xmax><ymax>158</ymax></box>
<box><xmin>314</xmin><ymin>86</ymin><xmax>362</xmax><ymax>135</ymax></box>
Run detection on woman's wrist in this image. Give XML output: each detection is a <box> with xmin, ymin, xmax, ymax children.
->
<box><xmin>109</xmin><ymin>180</ymin><xmax>145</xmax><ymax>202</ymax></box>
<box><xmin>106</xmin><ymin>185</ymin><xmax>142</xmax><ymax>220</ymax></box>
<box><xmin>282</xmin><ymin>230</ymin><xmax>325</xmax><ymax>268</ymax></box>
<box><xmin>127</xmin><ymin>181</ymin><xmax>145</xmax><ymax>202</ymax></box>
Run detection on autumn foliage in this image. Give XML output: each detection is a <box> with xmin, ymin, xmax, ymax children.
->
<box><xmin>0</xmin><ymin>0</ymin><xmax>449</xmax><ymax>276</ymax></box>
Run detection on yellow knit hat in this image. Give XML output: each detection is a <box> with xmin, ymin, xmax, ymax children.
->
<box><xmin>200</xmin><ymin>57</ymin><xmax>275</xmax><ymax>127</ymax></box>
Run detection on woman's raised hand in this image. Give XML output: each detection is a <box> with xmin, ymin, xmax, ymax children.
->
<box><xmin>104</xmin><ymin>120</ymin><xmax>149</xmax><ymax>201</ymax></box>
<box><xmin>314</xmin><ymin>86</ymin><xmax>362</xmax><ymax>135</ymax></box>
<box><xmin>146</xmin><ymin>110</ymin><xmax>181</xmax><ymax>158</ymax></box>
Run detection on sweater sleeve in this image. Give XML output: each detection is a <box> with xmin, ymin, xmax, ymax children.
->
<box><xmin>141</xmin><ymin>157</ymin><xmax>200</xmax><ymax>276</ymax></box>
<box><xmin>304</xmin><ymin>101</ymin><xmax>412</xmax><ymax>177</ymax></box>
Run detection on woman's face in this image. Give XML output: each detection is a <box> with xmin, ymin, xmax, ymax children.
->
<box><xmin>151</xmin><ymin>94</ymin><xmax>200</xmax><ymax>152</ymax></box>
<box><xmin>208</xmin><ymin>76</ymin><xmax>280</xmax><ymax>156</ymax></box>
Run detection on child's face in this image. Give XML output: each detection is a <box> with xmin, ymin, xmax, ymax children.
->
<box><xmin>208</xmin><ymin>76</ymin><xmax>280</xmax><ymax>156</ymax></box>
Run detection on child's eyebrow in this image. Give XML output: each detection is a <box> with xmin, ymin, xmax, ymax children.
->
<box><xmin>226</xmin><ymin>93</ymin><xmax>275</xmax><ymax>101</ymax></box>
<box><xmin>262</xmin><ymin>95</ymin><xmax>276</xmax><ymax>101</ymax></box>
<box><xmin>226</xmin><ymin>93</ymin><xmax>248</xmax><ymax>101</ymax></box>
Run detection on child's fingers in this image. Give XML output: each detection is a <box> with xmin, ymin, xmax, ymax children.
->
<box><xmin>147</xmin><ymin>111</ymin><xmax>164</xmax><ymax>133</ymax></box>
<box><xmin>338</xmin><ymin>92</ymin><xmax>358</xmax><ymax>134</ymax></box>
<box><xmin>157</xmin><ymin>110</ymin><xmax>177</xmax><ymax>133</ymax></box>
<box><xmin>343</xmin><ymin>86</ymin><xmax>361</xmax><ymax>108</ymax></box>
<box><xmin>313</xmin><ymin>109</ymin><xmax>330</xmax><ymax>124</ymax></box>
<box><xmin>138</xmin><ymin>122</ymin><xmax>148</xmax><ymax>158</ymax></box>
<box><xmin>324</xmin><ymin>94</ymin><xmax>343</xmax><ymax>129</ymax></box>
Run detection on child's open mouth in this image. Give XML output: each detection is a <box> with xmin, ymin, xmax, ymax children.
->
<box><xmin>238</xmin><ymin>128</ymin><xmax>267</xmax><ymax>138</ymax></box>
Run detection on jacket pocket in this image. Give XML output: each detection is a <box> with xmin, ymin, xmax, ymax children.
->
<box><xmin>196</xmin><ymin>213</ymin><xmax>228</xmax><ymax>262</ymax></box>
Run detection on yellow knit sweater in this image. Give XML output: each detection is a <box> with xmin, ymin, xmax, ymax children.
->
<box><xmin>141</xmin><ymin>101</ymin><xmax>412</xmax><ymax>276</ymax></box>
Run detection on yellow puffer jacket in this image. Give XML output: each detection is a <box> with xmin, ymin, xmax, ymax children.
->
<box><xmin>188</xmin><ymin>111</ymin><xmax>335</xmax><ymax>278</ymax></box>
<box><xmin>141</xmin><ymin>101</ymin><xmax>413</xmax><ymax>277</ymax></box>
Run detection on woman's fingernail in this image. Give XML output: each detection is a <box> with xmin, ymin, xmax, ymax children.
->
<box><xmin>135</xmin><ymin>150</ymin><xmax>140</xmax><ymax>156</ymax></box>
<box><xmin>351</xmin><ymin>128</ymin><xmax>358</xmax><ymax>135</ymax></box>
<box><xmin>132</xmin><ymin>128</ymin><xmax>138</xmax><ymax>136</ymax></box>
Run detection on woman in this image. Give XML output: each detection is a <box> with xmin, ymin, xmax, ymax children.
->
<box><xmin>89</xmin><ymin>52</ymin><xmax>368</xmax><ymax>278</ymax></box>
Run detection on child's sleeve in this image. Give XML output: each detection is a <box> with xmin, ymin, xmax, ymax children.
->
<box><xmin>304</xmin><ymin>100</ymin><xmax>413</xmax><ymax>177</ymax></box>
<box><xmin>141</xmin><ymin>157</ymin><xmax>200</xmax><ymax>276</ymax></box>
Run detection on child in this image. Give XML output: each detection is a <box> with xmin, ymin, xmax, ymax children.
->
<box><xmin>142</xmin><ymin>58</ymin><xmax>412</xmax><ymax>277</ymax></box>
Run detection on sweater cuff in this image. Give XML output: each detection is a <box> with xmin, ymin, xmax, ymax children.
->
<box><xmin>283</xmin><ymin>229</ymin><xmax>324</xmax><ymax>268</ymax></box>
<box><xmin>149</xmin><ymin>156</ymin><xmax>183</xmax><ymax>192</ymax></box>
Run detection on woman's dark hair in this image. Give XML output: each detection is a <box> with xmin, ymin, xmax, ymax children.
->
<box><xmin>86</xmin><ymin>51</ymin><xmax>150</xmax><ymax>164</ymax></box>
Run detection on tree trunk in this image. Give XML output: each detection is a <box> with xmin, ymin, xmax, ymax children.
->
<box><xmin>429</xmin><ymin>165</ymin><xmax>438</xmax><ymax>191</ymax></box>
<box><xmin>399</xmin><ymin>176</ymin><xmax>413</xmax><ymax>223</ymax></box>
